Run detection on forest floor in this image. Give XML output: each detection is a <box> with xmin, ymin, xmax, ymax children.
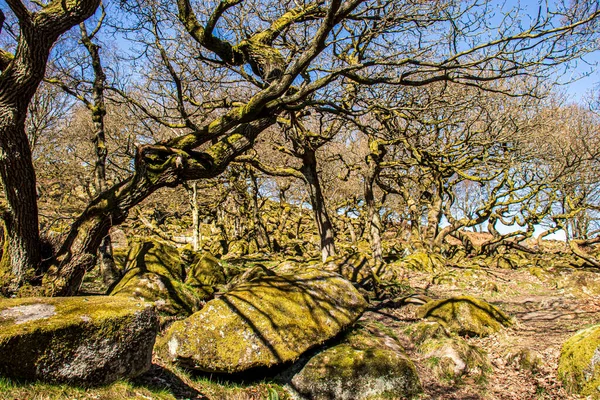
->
<box><xmin>365</xmin><ymin>262</ymin><xmax>600</xmax><ymax>400</ymax></box>
<box><xmin>1</xmin><ymin>256</ymin><xmax>599</xmax><ymax>400</ymax></box>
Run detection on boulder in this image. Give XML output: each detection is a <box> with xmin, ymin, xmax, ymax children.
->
<box><xmin>290</xmin><ymin>323</ymin><xmax>422</xmax><ymax>400</ymax></box>
<box><xmin>558</xmin><ymin>324</ymin><xmax>600</xmax><ymax>397</ymax></box>
<box><xmin>404</xmin><ymin>320</ymin><xmax>449</xmax><ymax>345</ymax></box>
<box><xmin>110</xmin><ymin>240</ymin><xmax>205</xmax><ymax>316</ymax></box>
<box><xmin>417</xmin><ymin>296</ymin><xmax>512</xmax><ymax>337</ymax></box>
<box><xmin>184</xmin><ymin>252</ymin><xmax>227</xmax><ymax>298</ymax></box>
<box><xmin>419</xmin><ymin>338</ymin><xmax>490</xmax><ymax>381</ymax></box>
<box><xmin>0</xmin><ymin>296</ymin><xmax>158</xmax><ymax>386</ymax></box>
<box><xmin>156</xmin><ymin>269</ymin><xmax>367</xmax><ymax>373</ymax></box>
<box><xmin>323</xmin><ymin>252</ymin><xmax>373</xmax><ymax>286</ymax></box>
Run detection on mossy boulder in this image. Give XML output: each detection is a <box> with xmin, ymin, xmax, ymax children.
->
<box><xmin>506</xmin><ymin>348</ymin><xmax>542</xmax><ymax>373</ymax></box>
<box><xmin>420</xmin><ymin>338</ymin><xmax>490</xmax><ymax>382</ymax></box>
<box><xmin>0</xmin><ymin>296</ymin><xmax>158</xmax><ymax>386</ymax></box>
<box><xmin>417</xmin><ymin>296</ymin><xmax>512</xmax><ymax>337</ymax></box>
<box><xmin>156</xmin><ymin>269</ymin><xmax>367</xmax><ymax>373</ymax></box>
<box><xmin>323</xmin><ymin>252</ymin><xmax>373</xmax><ymax>287</ymax></box>
<box><xmin>290</xmin><ymin>322</ymin><xmax>421</xmax><ymax>400</ymax></box>
<box><xmin>404</xmin><ymin>320</ymin><xmax>449</xmax><ymax>345</ymax></box>
<box><xmin>558</xmin><ymin>324</ymin><xmax>600</xmax><ymax>397</ymax></box>
<box><xmin>110</xmin><ymin>240</ymin><xmax>205</xmax><ymax>317</ymax></box>
<box><xmin>184</xmin><ymin>252</ymin><xmax>227</xmax><ymax>298</ymax></box>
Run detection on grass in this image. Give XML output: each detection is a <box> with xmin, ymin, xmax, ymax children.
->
<box><xmin>0</xmin><ymin>377</ymin><xmax>174</xmax><ymax>400</ymax></box>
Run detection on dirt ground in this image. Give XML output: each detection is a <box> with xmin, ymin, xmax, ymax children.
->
<box><xmin>362</xmin><ymin>264</ymin><xmax>600</xmax><ymax>400</ymax></box>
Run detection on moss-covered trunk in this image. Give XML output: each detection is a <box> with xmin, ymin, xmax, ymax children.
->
<box><xmin>301</xmin><ymin>149</ymin><xmax>335</xmax><ymax>262</ymax></box>
<box><xmin>43</xmin><ymin>117</ymin><xmax>274</xmax><ymax>296</ymax></box>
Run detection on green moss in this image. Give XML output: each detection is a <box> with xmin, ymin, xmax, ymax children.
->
<box><xmin>558</xmin><ymin>324</ymin><xmax>600</xmax><ymax>397</ymax></box>
<box><xmin>417</xmin><ymin>296</ymin><xmax>512</xmax><ymax>337</ymax></box>
<box><xmin>156</xmin><ymin>268</ymin><xmax>367</xmax><ymax>373</ymax></box>
<box><xmin>110</xmin><ymin>240</ymin><xmax>205</xmax><ymax>317</ymax></box>
<box><xmin>419</xmin><ymin>337</ymin><xmax>490</xmax><ymax>383</ymax></box>
<box><xmin>291</xmin><ymin>323</ymin><xmax>422</xmax><ymax>399</ymax></box>
<box><xmin>0</xmin><ymin>296</ymin><xmax>157</xmax><ymax>384</ymax></box>
<box><xmin>403</xmin><ymin>321</ymin><xmax>449</xmax><ymax>345</ymax></box>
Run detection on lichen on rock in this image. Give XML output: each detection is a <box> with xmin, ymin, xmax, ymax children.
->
<box><xmin>110</xmin><ymin>239</ymin><xmax>206</xmax><ymax>317</ymax></box>
<box><xmin>290</xmin><ymin>321</ymin><xmax>422</xmax><ymax>400</ymax></box>
<box><xmin>156</xmin><ymin>268</ymin><xmax>367</xmax><ymax>373</ymax></box>
<box><xmin>417</xmin><ymin>296</ymin><xmax>512</xmax><ymax>337</ymax></box>
<box><xmin>419</xmin><ymin>337</ymin><xmax>490</xmax><ymax>382</ymax></box>
<box><xmin>0</xmin><ymin>296</ymin><xmax>158</xmax><ymax>386</ymax></box>
<box><xmin>558</xmin><ymin>324</ymin><xmax>600</xmax><ymax>398</ymax></box>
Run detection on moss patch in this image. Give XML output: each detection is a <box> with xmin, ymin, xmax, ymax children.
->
<box><xmin>417</xmin><ymin>296</ymin><xmax>512</xmax><ymax>337</ymax></box>
<box><xmin>290</xmin><ymin>322</ymin><xmax>421</xmax><ymax>400</ymax></box>
<box><xmin>558</xmin><ymin>324</ymin><xmax>600</xmax><ymax>397</ymax></box>
<box><xmin>0</xmin><ymin>296</ymin><xmax>158</xmax><ymax>386</ymax></box>
<box><xmin>156</xmin><ymin>268</ymin><xmax>367</xmax><ymax>373</ymax></box>
<box><xmin>110</xmin><ymin>240</ymin><xmax>206</xmax><ymax>317</ymax></box>
<box><xmin>420</xmin><ymin>337</ymin><xmax>490</xmax><ymax>383</ymax></box>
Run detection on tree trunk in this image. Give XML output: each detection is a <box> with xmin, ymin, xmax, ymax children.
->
<box><xmin>0</xmin><ymin>0</ymin><xmax>101</xmax><ymax>293</ymax></box>
<box><xmin>424</xmin><ymin>190</ymin><xmax>443</xmax><ymax>248</ymax></box>
<box><xmin>364</xmin><ymin>149</ymin><xmax>383</xmax><ymax>263</ymax></box>
<box><xmin>0</xmin><ymin>111</ymin><xmax>41</xmax><ymax>290</ymax></box>
<box><xmin>301</xmin><ymin>149</ymin><xmax>335</xmax><ymax>262</ymax></box>
<box><xmin>187</xmin><ymin>181</ymin><xmax>201</xmax><ymax>251</ymax></box>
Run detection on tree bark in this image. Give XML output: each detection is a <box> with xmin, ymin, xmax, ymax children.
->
<box><xmin>364</xmin><ymin>143</ymin><xmax>383</xmax><ymax>263</ymax></box>
<box><xmin>0</xmin><ymin>0</ymin><xmax>101</xmax><ymax>292</ymax></box>
<box><xmin>301</xmin><ymin>149</ymin><xmax>335</xmax><ymax>262</ymax></box>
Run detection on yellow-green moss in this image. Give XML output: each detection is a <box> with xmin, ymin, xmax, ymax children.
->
<box><xmin>401</xmin><ymin>252</ymin><xmax>446</xmax><ymax>273</ymax></box>
<box><xmin>110</xmin><ymin>240</ymin><xmax>204</xmax><ymax>317</ymax></box>
<box><xmin>558</xmin><ymin>324</ymin><xmax>600</xmax><ymax>397</ymax></box>
<box><xmin>156</xmin><ymin>268</ymin><xmax>367</xmax><ymax>373</ymax></box>
<box><xmin>403</xmin><ymin>321</ymin><xmax>449</xmax><ymax>345</ymax></box>
<box><xmin>417</xmin><ymin>296</ymin><xmax>512</xmax><ymax>337</ymax></box>
<box><xmin>0</xmin><ymin>296</ymin><xmax>157</xmax><ymax>384</ymax></box>
<box><xmin>324</xmin><ymin>252</ymin><xmax>373</xmax><ymax>285</ymax></box>
<box><xmin>290</xmin><ymin>323</ymin><xmax>422</xmax><ymax>399</ymax></box>
<box><xmin>185</xmin><ymin>252</ymin><xmax>226</xmax><ymax>287</ymax></box>
<box><xmin>420</xmin><ymin>337</ymin><xmax>490</xmax><ymax>383</ymax></box>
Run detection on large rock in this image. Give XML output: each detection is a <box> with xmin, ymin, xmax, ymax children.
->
<box><xmin>419</xmin><ymin>337</ymin><xmax>490</xmax><ymax>381</ymax></box>
<box><xmin>0</xmin><ymin>296</ymin><xmax>158</xmax><ymax>386</ymax></box>
<box><xmin>157</xmin><ymin>269</ymin><xmax>367</xmax><ymax>373</ymax></box>
<box><xmin>417</xmin><ymin>296</ymin><xmax>512</xmax><ymax>337</ymax></box>
<box><xmin>558</xmin><ymin>324</ymin><xmax>600</xmax><ymax>398</ymax></box>
<box><xmin>184</xmin><ymin>252</ymin><xmax>228</xmax><ymax>298</ymax></box>
<box><xmin>290</xmin><ymin>323</ymin><xmax>421</xmax><ymax>400</ymax></box>
<box><xmin>110</xmin><ymin>240</ymin><xmax>206</xmax><ymax>316</ymax></box>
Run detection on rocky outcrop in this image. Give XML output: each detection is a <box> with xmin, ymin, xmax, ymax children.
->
<box><xmin>0</xmin><ymin>296</ymin><xmax>158</xmax><ymax>386</ymax></box>
<box><xmin>417</xmin><ymin>296</ymin><xmax>512</xmax><ymax>337</ymax></box>
<box><xmin>558</xmin><ymin>324</ymin><xmax>600</xmax><ymax>398</ymax></box>
<box><xmin>156</xmin><ymin>268</ymin><xmax>367</xmax><ymax>373</ymax></box>
<box><xmin>290</xmin><ymin>323</ymin><xmax>422</xmax><ymax>400</ymax></box>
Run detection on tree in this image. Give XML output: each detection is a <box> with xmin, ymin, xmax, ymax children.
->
<box><xmin>0</xmin><ymin>0</ymin><xmax>101</xmax><ymax>293</ymax></box>
<box><xmin>0</xmin><ymin>0</ymin><xmax>598</xmax><ymax>295</ymax></box>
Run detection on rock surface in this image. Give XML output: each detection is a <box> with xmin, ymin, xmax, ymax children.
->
<box><xmin>419</xmin><ymin>337</ymin><xmax>490</xmax><ymax>381</ymax></box>
<box><xmin>157</xmin><ymin>268</ymin><xmax>367</xmax><ymax>373</ymax></box>
<box><xmin>558</xmin><ymin>324</ymin><xmax>600</xmax><ymax>398</ymax></box>
<box><xmin>290</xmin><ymin>322</ymin><xmax>422</xmax><ymax>400</ymax></box>
<box><xmin>417</xmin><ymin>296</ymin><xmax>512</xmax><ymax>337</ymax></box>
<box><xmin>0</xmin><ymin>296</ymin><xmax>158</xmax><ymax>386</ymax></box>
<box><xmin>184</xmin><ymin>252</ymin><xmax>227</xmax><ymax>298</ymax></box>
<box><xmin>110</xmin><ymin>239</ymin><xmax>206</xmax><ymax>316</ymax></box>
